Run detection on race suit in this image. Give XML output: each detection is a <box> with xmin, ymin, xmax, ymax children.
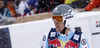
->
<box><xmin>40</xmin><ymin>28</ymin><xmax>89</xmax><ymax>48</ymax></box>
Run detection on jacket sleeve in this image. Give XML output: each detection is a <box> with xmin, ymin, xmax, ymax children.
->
<box><xmin>85</xmin><ymin>0</ymin><xmax>100</xmax><ymax>11</ymax></box>
<box><xmin>6</xmin><ymin>9</ymin><xmax>12</xmax><ymax>17</ymax></box>
<box><xmin>79</xmin><ymin>34</ymin><xmax>89</xmax><ymax>48</ymax></box>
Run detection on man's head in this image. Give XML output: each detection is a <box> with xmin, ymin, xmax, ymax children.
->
<box><xmin>52</xmin><ymin>4</ymin><xmax>76</xmax><ymax>32</ymax></box>
<box><xmin>7</xmin><ymin>0</ymin><xmax>15</xmax><ymax>6</ymax></box>
<box><xmin>0</xmin><ymin>0</ymin><xmax>4</xmax><ymax>10</ymax></box>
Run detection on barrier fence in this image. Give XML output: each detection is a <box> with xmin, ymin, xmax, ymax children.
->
<box><xmin>15</xmin><ymin>8</ymin><xmax>100</xmax><ymax>23</ymax></box>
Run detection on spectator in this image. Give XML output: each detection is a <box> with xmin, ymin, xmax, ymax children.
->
<box><xmin>65</xmin><ymin>0</ymin><xmax>90</xmax><ymax>8</ymax></box>
<box><xmin>27</xmin><ymin>0</ymin><xmax>38</xmax><ymax>14</ymax></box>
<box><xmin>64</xmin><ymin>0</ymin><xmax>76</xmax><ymax>4</ymax></box>
<box><xmin>7</xmin><ymin>0</ymin><xmax>16</xmax><ymax>17</ymax></box>
<box><xmin>14</xmin><ymin>0</ymin><xmax>22</xmax><ymax>17</ymax></box>
<box><xmin>16</xmin><ymin>0</ymin><xmax>26</xmax><ymax>17</ymax></box>
<box><xmin>85</xmin><ymin>0</ymin><xmax>100</xmax><ymax>11</ymax></box>
<box><xmin>64</xmin><ymin>0</ymin><xmax>78</xmax><ymax>8</ymax></box>
<box><xmin>0</xmin><ymin>0</ymin><xmax>15</xmax><ymax>25</ymax></box>
<box><xmin>17</xmin><ymin>0</ymin><xmax>38</xmax><ymax>17</ymax></box>
<box><xmin>36</xmin><ymin>0</ymin><xmax>64</xmax><ymax>13</ymax></box>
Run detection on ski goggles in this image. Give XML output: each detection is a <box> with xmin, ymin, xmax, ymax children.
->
<box><xmin>52</xmin><ymin>15</ymin><xmax>64</xmax><ymax>23</ymax></box>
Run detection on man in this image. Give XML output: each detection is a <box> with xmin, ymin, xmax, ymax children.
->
<box><xmin>0</xmin><ymin>0</ymin><xmax>15</xmax><ymax>25</ymax></box>
<box><xmin>7</xmin><ymin>0</ymin><xmax>16</xmax><ymax>17</ymax></box>
<box><xmin>40</xmin><ymin>4</ymin><xmax>89</xmax><ymax>48</ymax></box>
<box><xmin>0</xmin><ymin>0</ymin><xmax>11</xmax><ymax>18</ymax></box>
<box><xmin>85</xmin><ymin>0</ymin><xmax>100</xmax><ymax>11</ymax></box>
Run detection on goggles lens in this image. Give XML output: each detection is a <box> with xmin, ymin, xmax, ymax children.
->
<box><xmin>52</xmin><ymin>16</ymin><xmax>63</xmax><ymax>23</ymax></box>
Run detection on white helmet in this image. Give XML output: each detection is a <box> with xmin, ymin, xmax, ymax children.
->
<box><xmin>52</xmin><ymin>4</ymin><xmax>76</xmax><ymax>27</ymax></box>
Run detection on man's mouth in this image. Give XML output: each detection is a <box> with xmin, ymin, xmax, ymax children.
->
<box><xmin>56</xmin><ymin>25</ymin><xmax>59</xmax><ymax>28</ymax></box>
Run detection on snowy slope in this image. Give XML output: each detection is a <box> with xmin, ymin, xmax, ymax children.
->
<box><xmin>0</xmin><ymin>11</ymin><xmax>100</xmax><ymax>48</ymax></box>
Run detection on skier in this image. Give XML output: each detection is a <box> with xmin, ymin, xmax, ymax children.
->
<box><xmin>40</xmin><ymin>4</ymin><xmax>89</xmax><ymax>48</ymax></box>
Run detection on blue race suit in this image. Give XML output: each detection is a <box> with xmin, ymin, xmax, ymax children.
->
<box><xmin>40</xmin><ymin>28</ymin><xmax>89</xmax><ymax>48</ymax></box>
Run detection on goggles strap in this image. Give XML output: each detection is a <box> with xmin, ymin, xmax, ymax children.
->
<box><xmin>60</xmin><ymin>27</ymin><xmax>67</xmax><ymax>35</ymax></box>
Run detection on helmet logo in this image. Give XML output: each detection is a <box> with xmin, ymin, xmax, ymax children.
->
<box><xmin>53</xmin><ymin>7</ymin><xmax>59</xmax><ymax>12</ymax></box>
<box><xmin>62</xmin><ymin>9</ymin><xmax>73</xmax><ymax>19</ymax></box>
<box><xmin>55</xmin><ymin>7</ymin><xmax>58</xmax><ymax>11</ymax></box>
<box><xmin>53</xmin><ymin>7</ymin><xmax>60</xmax><ymax>15</ymax></box>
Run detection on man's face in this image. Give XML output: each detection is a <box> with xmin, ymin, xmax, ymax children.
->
<box><xmin>54</xmin><ymin>21</ymin><xmax>65</xmax><ymax>32</ymax></box>
<box><xmin>7</xmin><ymin>1</ymin><xmax>15</xmax><ymax>6</ymax></box>
<box><xmin>0</xmin><ymin>1</ymin><xmax>4</xmax><ymax>9</ymax></box>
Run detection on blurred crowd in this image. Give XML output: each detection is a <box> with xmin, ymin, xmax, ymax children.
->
<box><xmin>0</xmin><ymin>0</ymin><xmax>100</xmax><ymax>25</ymax></box>
<box><xmin>0</xmin><ymin>0</ymin><xmax>91</xmax><ymax>17</ymax></box>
